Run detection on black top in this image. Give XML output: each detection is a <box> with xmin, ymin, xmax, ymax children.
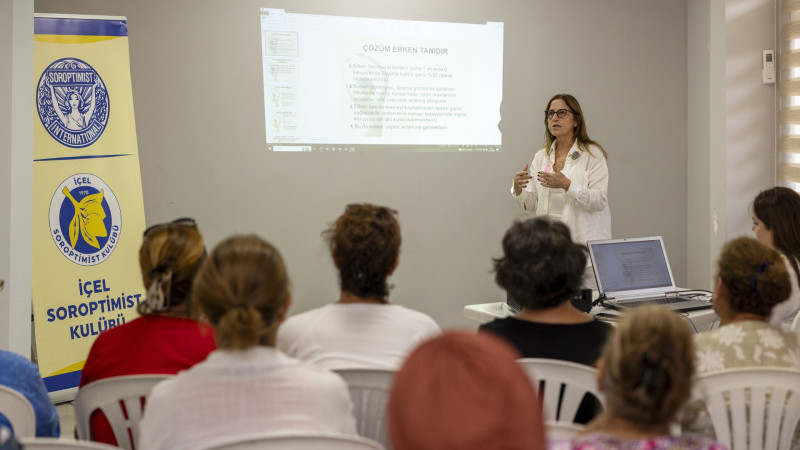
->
<box><xmin>479</xmin><ymin>316</ymin><xmax>613</xmax><ymax>365</ymax></box>
<box><xmin>479</xmin><ymin>316</ymin><xmax>613</xmax><ymax>424</ymax></box>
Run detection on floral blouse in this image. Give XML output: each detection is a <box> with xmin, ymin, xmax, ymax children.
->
<box><xmin>682</xmin><ymin>321</ymin><xmax>800</xmax><ymax>443</ymax></box>
<box><xmin>695</xmin><ymin>321</ymin><xmax>800</xmax><ymax>373</ymax></box>
<box><xmin>548</xmin><ymin>433</ymin><xmax>725</xmax><ymax>449</ymax></box>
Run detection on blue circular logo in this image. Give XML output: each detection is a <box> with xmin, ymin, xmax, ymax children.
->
<box><xmin>36</xmin><ymin>58</ymin><xmax>110</xmax><ymax>148</ymax></box>
<box><xmin>49</xmin><ymin>174</ymin><xmax>122</xmax><ymax>266</ymax></box>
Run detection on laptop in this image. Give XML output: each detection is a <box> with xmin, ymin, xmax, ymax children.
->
<box><xmin>586</xmin><ymin>236</ymin><xmax>712</xmax><ymax>311</ymax></box>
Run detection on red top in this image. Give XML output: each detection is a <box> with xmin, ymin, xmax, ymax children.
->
<box><xmin>79</xmin><ymin>315</ymin><xmax>216</xmax><ymax>447</ymax></box>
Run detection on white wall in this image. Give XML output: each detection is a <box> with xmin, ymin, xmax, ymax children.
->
<box><xmin>0</xmin><ymin>0</ymin><xmax>33</xmax><ymax>356</ymax></box>
<box><xmin>686</xmin><ymin>0</ymin><xmax>777</xmax><ymax>291</ymax></box>
<box><xmin>725</xmin><ymin>0</ymin><xmax>777</xmax><ymax>238</ymax></box>
<box><xmin>20</xmin><ymin>0</ymin><xmax>777</xmax><ymax>335</ymax></box>
<box><xmin>29</xmin><ymin>0</ymin><xmax>689</xmax><ymax>330</ymax></box>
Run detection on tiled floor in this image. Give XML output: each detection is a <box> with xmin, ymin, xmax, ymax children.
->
<box><xmin>55</xmin><ymin>401</ymin><xmax>76</xmax><ymax>437</ymax></box>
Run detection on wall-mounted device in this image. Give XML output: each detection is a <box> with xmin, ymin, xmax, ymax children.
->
<box><xmin>763</xmin><ymin>49</ymin><xmax>776</xmax><ymax>85</ymax></box>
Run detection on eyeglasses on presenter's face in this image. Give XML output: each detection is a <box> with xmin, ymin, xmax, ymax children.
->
<box><xmin>544</xmin><ymin>109</ymin><xmax>577</xmax><ymax>120</ymax></box>
<box><xmin>143</xmin><ymin>217</ymin><xmax>198</xmax><ymax>238</ymax></box>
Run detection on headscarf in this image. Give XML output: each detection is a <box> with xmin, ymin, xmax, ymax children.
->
<box><xmin>388</xmin><ymin>331</ymin><xmax>546</xmax><ymax>450</ymax></box>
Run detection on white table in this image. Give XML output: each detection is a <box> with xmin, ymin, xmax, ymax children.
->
<box><xmin>463</xmin><ymin>295</ymin><xmax>720</xmax><ymax>333</ymax></box>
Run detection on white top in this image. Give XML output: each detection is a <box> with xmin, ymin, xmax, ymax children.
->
<box><xmin>770</xmin><ymin>254</ymin><xmax>800</xmax><ymax>329</ymax></box>
<box><xmin>139</xmin><ymin>346</ymin><xmax>357</xmax><ymax>450</ymax></box>
<box><xmin>513</xmin><ymin>141</ymin><xmax>611</xmax><ymax>244</ymax></box>
<box><xmin>277</xmin><ymin>303</ymin><xmax>441</xmax><ymax>370</ymax></box>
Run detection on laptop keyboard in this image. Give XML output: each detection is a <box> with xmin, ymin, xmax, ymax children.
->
<box><xmin>626</xmin><ymin>296</ymin><xmax>690</xmax><ymax>306</ymax></box>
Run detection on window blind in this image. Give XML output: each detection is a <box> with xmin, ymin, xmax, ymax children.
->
<box><xmin>780</xmin><ymin>0</ymin><xmax>800</xmax><ymax>186</ymax></box>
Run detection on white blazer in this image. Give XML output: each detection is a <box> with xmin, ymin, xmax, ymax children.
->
<box><xmin>513</xmin><ymin>141</ymin><xmax>611</xmax><ymax>244</ymax></box>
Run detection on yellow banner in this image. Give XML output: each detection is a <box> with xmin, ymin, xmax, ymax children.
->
<box><xmin>32</xmin><ymin>15</ymin><xmax>145</xmax><ymax>392</ymax></box>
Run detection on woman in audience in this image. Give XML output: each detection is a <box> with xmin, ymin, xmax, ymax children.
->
<box><xmin>388</xmin><ymin>331</ymin><xmax>545</xmax><ymax>450</ymax></box>
<box><xmin>0</xmin><ymin>275</ymin><xmax>59</xmax><ymax>437</ymax></box>
<box><xmin>682</xmin><ymin>237</ymin><xmax>800</xmax><ymax>442</ymax></box>
<box><xmin>277</xmin><ymin>203</ymin><xmax>440</xmax><ymax>370</ymax></box>
<box><xmin>139</xmin><ymin>234</ymin><xmax>356</xmax><ymax>450</ymax></box>
<box><xmin>480</xmin><ymin>217</ymin><xmax>612</xmax><ymax>365</ymax></box>
<box><xmin>751</xmin><ymin>186</ymin><xmax>800</xmax><ymax>327</ymax></box>
<box><xmin>480</xmin><ymin>217</ymin><xmax>613</xmax><ymax>424</ymax></box>
<box><xmin>550</xmin><ymin>305</ymin><xmax>723</xmax><ymax>449</ymax></box>
<box><xmin>79</xmin><ymin>217</ymin><xmax>215</xmax><ymax>445</ymax></box>
<box><xmin>0</xmin><ymin>351</ymin><xmax>59</xmax><ymax>437</ymax></box>
<box><xmin>695</xmin><ymin>237</ymin><xmax>799</xmax><ymax>372</ymax></box>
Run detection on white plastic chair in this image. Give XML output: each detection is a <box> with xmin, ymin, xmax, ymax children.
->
<box><xmin>196</xmin><ymin>432</ymin><xmax>386</xmax><ymax>450</ymax></box>
<box><xmin>791</xmin><ymin>309</ymin><xmax>800</xmax><ymax>332</ymax></box>
<box><xmin>517</xmin><ymin>358</ymin><xmax>604</xmax><ymax>424</ymax></box>
<box><xmin>0</xmin><ymin>385</ymin><xmax>36</xmax><ymax>438</ymax></box>
<box><xmin>18</xmin><ymin>437</ymin><xmax>122</xmax><ymax>449</ymax></box>
<box><xmin>692</xmin><ymin>367</ymin><xmax>800</xmax><ymax>450</ymax></box>
<box><xmin>333</xmin><ymin>369</ymin><xmax>395</xmax><ymax>450</ymax></box>
<box><xmin>74</xmin><ymin>374</ymin><xmax>171</xmax><ymax>450</ymax></box>
<box><xmin>545</xmin><ymin>420</ymin><xmax>585</xmax><ymax>440</ymax></box>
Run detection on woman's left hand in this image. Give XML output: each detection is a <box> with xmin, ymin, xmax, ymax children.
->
<box><xmin>537</xmin><ymin>171</ymin><xmax>571</xmax><ymax>191</ymax></box>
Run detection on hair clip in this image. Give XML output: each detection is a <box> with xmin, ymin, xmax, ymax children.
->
<box><xmin>145</xmin><ymin>271</ymin><xmax>173</xmax><ymax>311</ymax></box>
<box><xmin>635</xmin><ymin>357</ymin><xmax>661</xmax><ymax>393</ymax></box>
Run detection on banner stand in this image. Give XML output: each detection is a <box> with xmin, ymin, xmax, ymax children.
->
<box><xmin>33</xmin><ymin>14</ymin><xmax>146</xmax><ymax>399</ymax></box>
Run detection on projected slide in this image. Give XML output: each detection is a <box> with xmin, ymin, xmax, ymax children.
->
<box><xmin>260</xmin><ymin>9</ymin><xmax>504</xmax><ymax>152</ymax></box>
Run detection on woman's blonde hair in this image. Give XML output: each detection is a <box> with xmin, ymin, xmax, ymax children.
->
<box><xmin>139</xmin><ymin>220</ymin><xmax>205</xmax><ymax>315</ymax></box>
<box><xmin>717</xmin><ymin>237</ymin><xmax>790</xmax><ymax>317</ymax></box>
<box><xmin>601</xmin><ymin>305</ymin><xmax>694</xmax><ymax>426</ymax></box>
<box><xmin>191</xmin><ymin>234</ymin><xmax>290</xmax><ymax>349</ymax></box>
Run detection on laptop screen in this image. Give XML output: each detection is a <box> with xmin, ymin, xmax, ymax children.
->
<box><xmin>588</xmin><ymin>237</ymin><xmax>674</xmax><ymax>294</ymax></box>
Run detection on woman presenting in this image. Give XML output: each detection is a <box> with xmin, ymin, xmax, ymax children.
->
<box><xmin>511</xmin><ymin>94</ymin><xmax>611</xmax><ymax>244</ymax></box>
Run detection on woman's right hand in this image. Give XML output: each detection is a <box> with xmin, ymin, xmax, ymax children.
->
<box><xmin>513</xmin><ymin>164</ymin><xmax>532</xmax><ymax>196</ymax></box>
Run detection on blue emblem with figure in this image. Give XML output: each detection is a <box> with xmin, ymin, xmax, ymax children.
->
<box><xmin>36</xmin><ymin>58</ymin><xmax>110</xmax><ymax>148</ymax></box>
<box><xmin>49</xmin><ymin>174</ymin><xmax>122</xmax><ymax>266</ymax></box>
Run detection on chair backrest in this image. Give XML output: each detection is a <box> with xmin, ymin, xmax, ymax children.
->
<box><xmin>73</xmin><ymin>374</ymin><xmax>171</xmax><ymax>450</ymax></box>
<box><xmin>692</xmin><ymin>367</ymin><xmax>800</xmax><ymax>450</ymax></box>
<box><xmin>333</xmin><ymin>369</ymin><xmax>395</xmax><ymax>449</ymax></box>
<box><xmin>0</xmin><ymin>385</ymin><xmax>36</xmax><ymax>438</ymax></box>
<box><xmin>196</xmin><ymin>432</ymin><xmax>386</xmax><ymax>450</ymax></box>
<box><xmin>517</xmin><ymin>358</ymin><xmax>604</xmax><ymax>424</ymax></box>
<box><xmin>545</xmin><ymin>420</ymin><xmax>585</xmax><ymax>440</ymax></box>
<box><xmin>18</xmin><ymin>437</ymin><xmax>122</xmax><ymax>449</ymax></box>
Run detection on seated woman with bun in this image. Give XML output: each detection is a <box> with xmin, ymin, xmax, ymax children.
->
<box><xmin>683</xmin><ymin>237</ymin><xmax>800</xmax><ymax>443</ymax></box>
<box><xmin>695</xmin><ymin>236</ymin><xmax>800</xmax><ymax>372</ymax></box>
<box><xmin>480</xmin><ymin>217</ymin><xmax>612</xmax><ymax>366</ymax></box>
<box><xmin>79</xmin><ymin>218</ymin><xmax>215</xmax><ymax>445</ymax></box>
<box><xmin>277</xmin><ymin>203</ymin><xmax>440</xmax><ymax>370</ymax></box>
<box><xmin>550</xmin><ymin>305</ymin><xmax>724</xmax><ymax>449</ymax></box>
<box><xmin>139</xmin><ymin>235</ymin><xmax>356</xmax><ymax>450</ymax></box>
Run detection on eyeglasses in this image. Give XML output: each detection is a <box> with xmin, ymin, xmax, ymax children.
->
<box><xmin>143</xmin><ymin>217</ymin><xmax>197</xmax><ymax>238</ymax></box>
<box><xmin>544</xmin><ymin>109</ymin><xmax>578</xmax><ymax>119</ymax></box>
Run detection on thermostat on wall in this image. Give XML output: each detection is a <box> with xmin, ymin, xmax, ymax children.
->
<box><xmin>763</xmin><ymin>50</ymin><xmax>776</xmax><ymax>85</ymax></box>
